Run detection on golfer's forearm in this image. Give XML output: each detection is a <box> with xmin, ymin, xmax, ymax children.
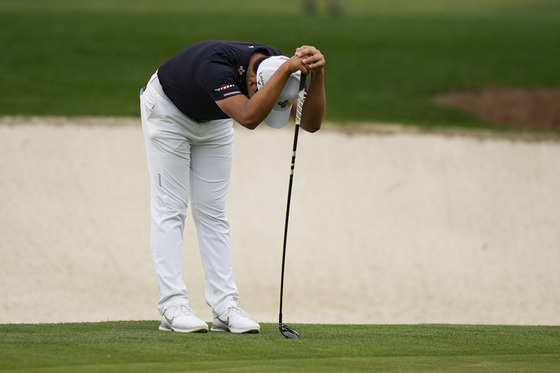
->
<box><xmin>234</xmin><ymin>100</ymin><xmax>274</xmax><ymax>129</ymax></box>
<box><xmin>301</xmin><ymin>70</ymin><xmax>325</xmax><ymax>133</ymax></box>
<box><xmin>236</xmin><ymin>65</ymin><xmax>293</xmax><ymax>129</ymax></box>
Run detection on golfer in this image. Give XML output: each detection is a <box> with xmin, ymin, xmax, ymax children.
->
<box><xmin>139</xmin><ymin>40</ymin><xmax>326</xmax><ymax>334</ymax></box>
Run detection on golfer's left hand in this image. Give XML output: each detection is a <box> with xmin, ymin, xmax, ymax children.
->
<box><xmin>295</xmin><ymin>45</ymin><xmax>325</xmax><ymax>74</ymax></box>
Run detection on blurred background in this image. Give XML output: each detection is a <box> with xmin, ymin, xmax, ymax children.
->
<box><xmin>1</xmin><ymin>0</ymin><xmax>559</xmax><ymax>131</ymax></box>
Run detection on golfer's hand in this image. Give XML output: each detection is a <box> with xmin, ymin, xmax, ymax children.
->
<box><xmin>295</xmin><ymin>45</ymin><xmax>325</xmax><ymax>74</ymax></box>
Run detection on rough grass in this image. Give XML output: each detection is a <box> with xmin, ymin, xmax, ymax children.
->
<box><xmin>1</xmin><ymin>0</ymin><xmax>559</xmax><ymax>131</ymax></box>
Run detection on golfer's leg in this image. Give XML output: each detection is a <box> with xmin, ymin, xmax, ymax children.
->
<box><xmin>190</xmin><ymin>121</ymin><xmax>239</xmax><ymax>316</ymax></box>
<box><xmin>141</xmin><ymin>75</ymin><xmax>191</xmax><ymax>315</ymax></box>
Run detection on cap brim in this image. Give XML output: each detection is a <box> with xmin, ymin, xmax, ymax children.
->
<box><xmin>263</xmin><ymin>106</ymin><xmax>292</xmax><ymax>128</ymax></box>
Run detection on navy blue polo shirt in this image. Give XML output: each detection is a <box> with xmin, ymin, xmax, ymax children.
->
<box><xmin>157</xmin><ymin>40</ymin><xmax>284</xmax><ymax>121</ymax></box>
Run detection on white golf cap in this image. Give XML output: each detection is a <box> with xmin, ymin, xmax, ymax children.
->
<box><xmin>256</xmin><ymin>55</ymin><xmax>301</xmax><ymax>128</ymax></box>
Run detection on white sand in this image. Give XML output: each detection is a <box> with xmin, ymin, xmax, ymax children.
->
<box><xmin>1</xmin><ymin>117</ymin><xmax>559</xmax><ymax>325</ymax></box>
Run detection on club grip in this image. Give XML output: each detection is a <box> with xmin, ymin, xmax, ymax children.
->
<box><xmin>299</xmin><ymin>73</ymin><xmax>307</xmax><ymax>91</ymax></box>
<box><xmin>295</xmin><ymin>74</ymin><xmax>306</xmax><ymax>126</ymax></box>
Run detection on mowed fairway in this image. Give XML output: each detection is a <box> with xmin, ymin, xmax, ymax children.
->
<box><xmin>1</xmin><ymin>322</ymin><xmax>559</xmax><ymax>372</ymax></box>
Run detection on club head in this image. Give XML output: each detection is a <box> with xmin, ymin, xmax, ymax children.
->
<box><xmin>279</xmin><ymin>323</ymin><xmax>300</xmax><ymax>339</ymax></box>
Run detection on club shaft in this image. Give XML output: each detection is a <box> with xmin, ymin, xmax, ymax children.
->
<box><xmin>279</xmin><ymin>74</ymin><xmax>306</xmax><ymax>325</ymax></box>
<box><xmin>279</xmin><ymin>126</ymin><xmax>299</xmax><ymax>324</ymax></box>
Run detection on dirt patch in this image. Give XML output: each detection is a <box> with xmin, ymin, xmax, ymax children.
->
<box><xmin>434</xmin><ymin>86</ymin><xmax>560</xmax><ymax>130</ymax></box>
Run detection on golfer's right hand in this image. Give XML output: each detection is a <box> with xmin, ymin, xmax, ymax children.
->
<box><xmin>285</xmin><ymin>54</ymin><xmax>305</xmax><ymax>75</ymax></box>
<box><xmin>286</xmin><ymin>45</ymin><xmax>325</xmax><ymax>75</ymax></box>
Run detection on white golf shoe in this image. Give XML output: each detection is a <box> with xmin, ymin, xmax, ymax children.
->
<box><xmin>159</xmin><ymin>304</ymin><xmax>208</xmax><ymax>333</ymax></box>
<box><xmin>211</xmin><ymin>306</ymin><xmax>260</xmax><ymax>334</ymax></box>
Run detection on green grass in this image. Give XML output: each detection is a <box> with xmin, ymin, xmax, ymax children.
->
<box><xmin>1</xmin><ymin>0</ymin><xmax>559</xmax><ymax>131</ymax></box>
<box><xmin>1</xmin><ymin>322</ymin><xmax>559</xmax><ymax>372</ymax></box>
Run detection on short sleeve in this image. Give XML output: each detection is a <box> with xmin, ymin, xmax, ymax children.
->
<box><xmin>196</xmin><ymin>62</ymin><xmax>244</xmax><ymax>101</ymax></box>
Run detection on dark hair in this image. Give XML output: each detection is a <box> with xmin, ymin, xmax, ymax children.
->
<box><xmin>252</xmin><ymin>56</ymin><xmax>269</xmax><ymax>73</ymax></box>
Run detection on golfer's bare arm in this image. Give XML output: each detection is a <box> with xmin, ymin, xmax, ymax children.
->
<box><xmin>217</xmin><ymin>46</ymin><xmax>326</xmax><ymax>132</ymax></box>
<box><xmin>291</xmin><ymin>69</ymin><xmax>325</xmax><ymax>133</ymax></box>
<box><xmin>288</xmin><ymin>46</ymin><xmax>326</xmax><ymax>133</ymax></box>
<box><xmin>216</xmin><ymin>61</ymin><xmax>295</xmax><ymax>130</ymax></box>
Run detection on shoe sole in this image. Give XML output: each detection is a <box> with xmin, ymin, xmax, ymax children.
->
<box><xmin>159</xmin><ymin>325</ymin><xmax>208</xmax><ymax>333</ymax></box>
<box><xmin>210</xmin><ymin>326</ymin><xmax>260</xmax><ymax>334</ymax></box>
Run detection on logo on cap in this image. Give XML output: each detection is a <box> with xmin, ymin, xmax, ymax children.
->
<box><xmin>277</xmin><ymin>99</ymin><xmax>293</xmax><ymax>109</ymax></box>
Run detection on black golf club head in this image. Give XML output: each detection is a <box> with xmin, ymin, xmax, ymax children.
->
<box><xmin>279</xmin><ymin>323</ymin><xmax>300</xmax><ymax>339</ymax></box>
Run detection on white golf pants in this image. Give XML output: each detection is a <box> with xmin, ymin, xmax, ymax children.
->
<box><xmin>140</xmin><ymin>72</ymin><xmax>239</xmax><ymax>316</ymax></box>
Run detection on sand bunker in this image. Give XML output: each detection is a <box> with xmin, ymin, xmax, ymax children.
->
<box><xmin>1</xmin><ymin>117</ymin><xmax>559</xmax><ymax>325</ymax></box>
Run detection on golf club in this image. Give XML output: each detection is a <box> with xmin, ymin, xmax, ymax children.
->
<box><xmin>278</xmin><ymin>73</ymin><xmax>306</xmax><ymax>339</ymax></box>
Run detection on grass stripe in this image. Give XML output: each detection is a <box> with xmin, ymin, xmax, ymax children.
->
<box><xmin>1</xmin><ymin>322</ymin><xmax>558</xmax><ymax>372</ymax></box>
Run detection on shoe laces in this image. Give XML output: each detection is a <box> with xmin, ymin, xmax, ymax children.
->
<box><xmin>228</xmin><ymin>306</ymin><xmax>250</xmax><ymax>318</ymax></box>
<box><xmin>167</xmin><ymin>304</ymin><xmax>195</xmax><ymax>318</ymax></box>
